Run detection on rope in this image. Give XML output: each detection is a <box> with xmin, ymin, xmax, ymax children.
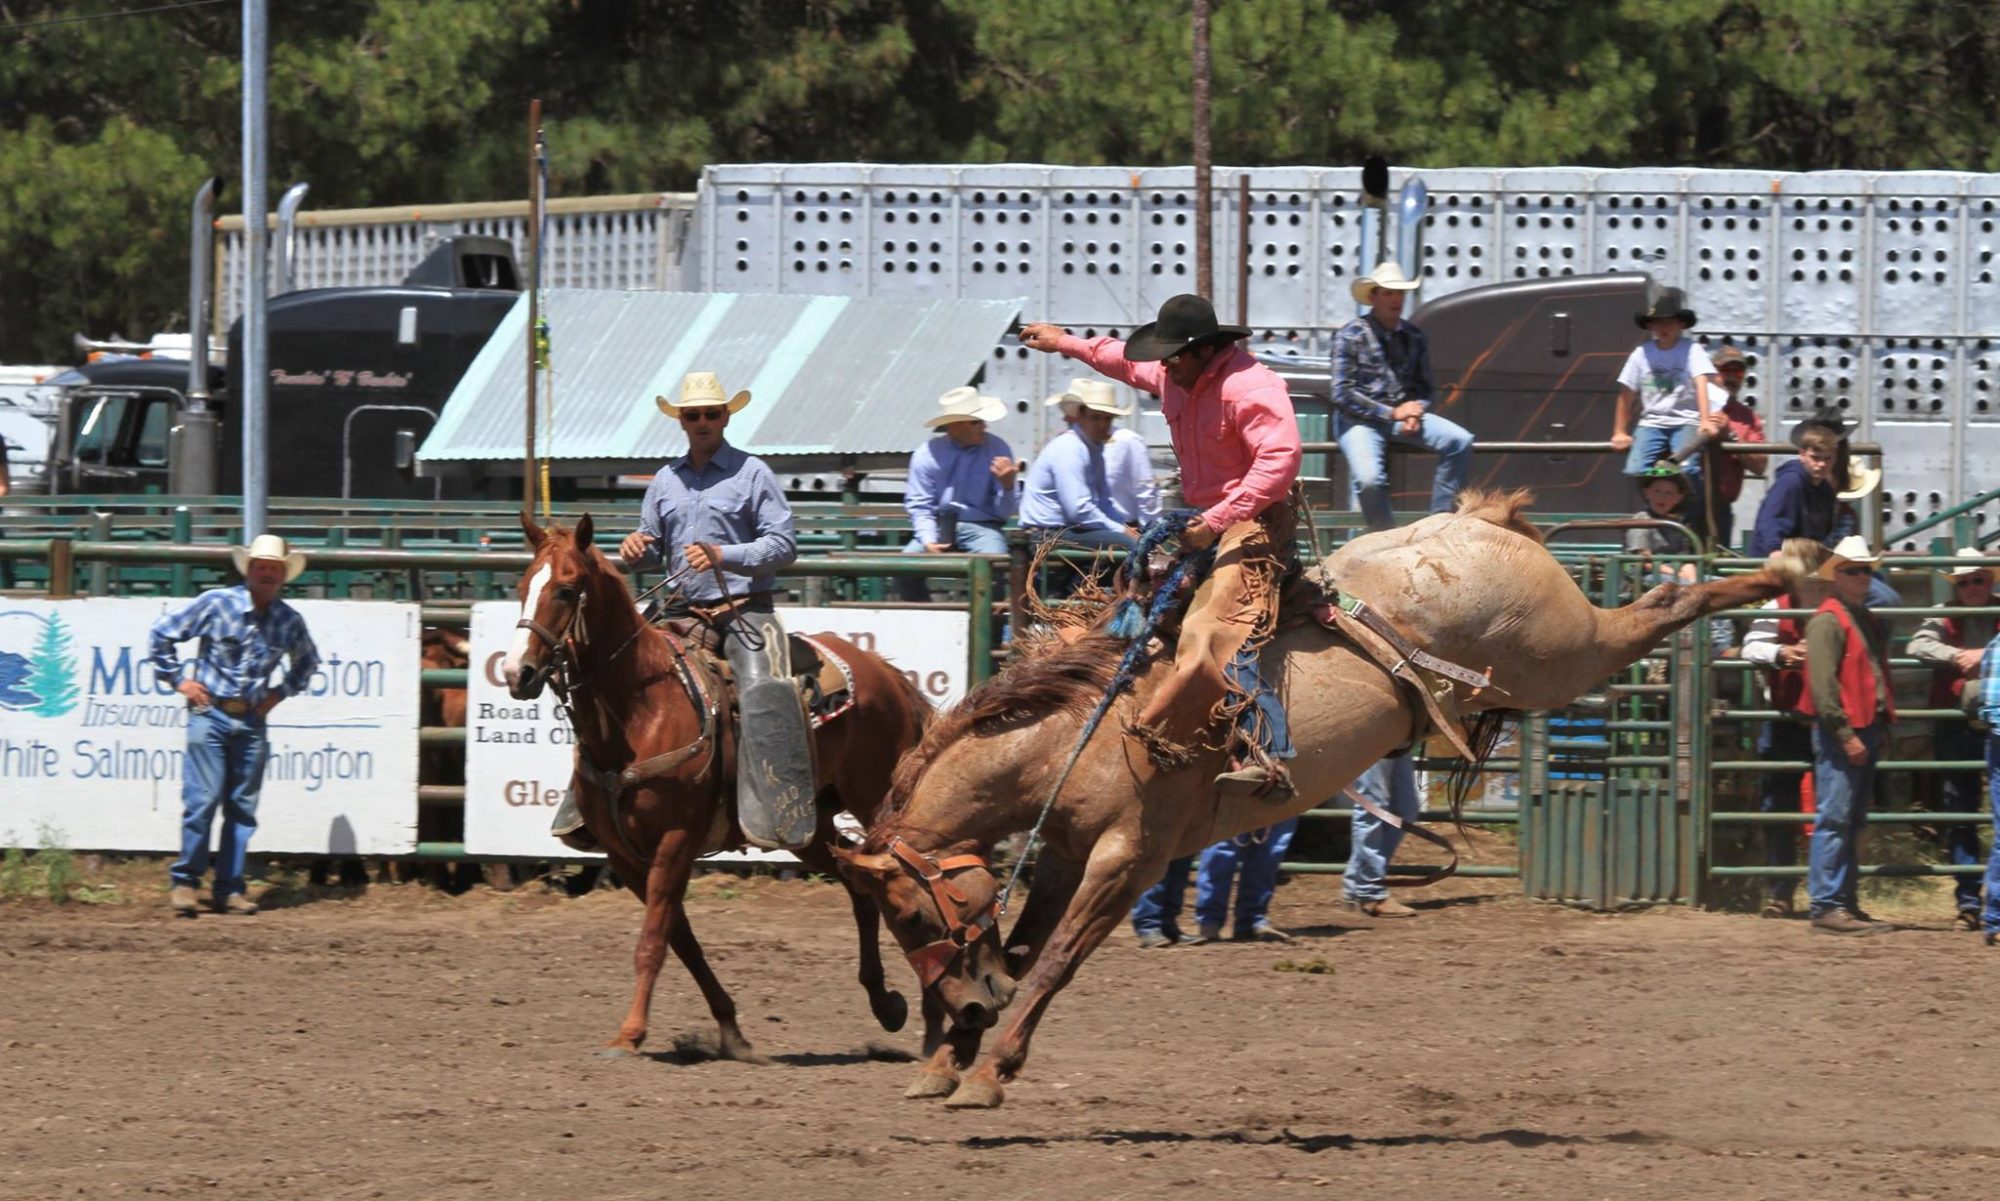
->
<box><xmin>997</xmin><ymin>511</ymin><xmax>1210</xmax><ymax>915</ymax></box>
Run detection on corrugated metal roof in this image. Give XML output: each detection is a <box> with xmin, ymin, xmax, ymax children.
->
<box><xmin>418</xmin><ymin>290</ymin><xmax>1022</xmax><ymax>464</ymax></box>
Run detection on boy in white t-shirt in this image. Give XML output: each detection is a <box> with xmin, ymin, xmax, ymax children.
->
<box><xmin>1610</xmin><ymin>288</ymin><xmax>1725</xmax><ymax>499</ymax></box>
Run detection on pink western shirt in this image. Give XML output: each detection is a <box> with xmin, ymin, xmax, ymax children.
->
<box><xmin>1056</xmin><ymin>334</ymin><xmax>1302</xmax><ymax>531</ymax></box>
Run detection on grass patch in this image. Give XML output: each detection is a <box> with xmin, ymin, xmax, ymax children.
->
<box><xmin>0</xmin><ymin>825</ymin><xmax>122</xmax><ymax>905</ymax></box>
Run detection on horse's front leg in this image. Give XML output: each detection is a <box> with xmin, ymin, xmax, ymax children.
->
<box><xmin>602</xmin><ymin>819</ymin><xmax>687</xmax><ymax>1057</ymax></box>
<box><xmin>946</xmin><ymin>839</ymin><xmax>1154</xmax><ymax>1109</ymax></box>
<box><xmin>905</xmin><ymin>989</ymin><xmax>986</xmax><ymax>1100</ymax></box>
<box><xmin>798</xmin><ymin>832</ymin><xmax>908</xmax><ymax>1034</ymax></box>
<box><xmin>999</xmin><ymin>853</ymin><xmax>1085</xmax><ymax>980</ymax></box>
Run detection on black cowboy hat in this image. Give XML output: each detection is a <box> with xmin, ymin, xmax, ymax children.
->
<box><xmin>1788</xmin><ymin>413</ymin><xmax>1850</xmax><ymax>448</ymax></box>
<box><xmin>1634</xmin><ymin>287</ymin><xmax>1698</xmax><ymax>330</ymax></box>
<box><xmin>1123</xmin><ymin>294</ymin><xmax>1252</xmax><ymax>363</ymax></box>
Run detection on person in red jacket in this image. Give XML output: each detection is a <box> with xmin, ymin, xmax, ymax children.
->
<box><xmin>1801</xmin><ymin>535</ymin><xmax>1898</xmax><ymax>935</ymax></box>
<box><xmin>1700</xmin><ymin>346</ymin><xmax>1769</xmax><ymax>551</ymax></box>
<box><xmin>1022</xmin><ymin>294</ymin><xmax>1303</xmax><ymax>796</ymax></box>
<box><xmin>1739</xmin><ymin>538</ymin><xmax>1834</xmax><ymax>918</ymax></box>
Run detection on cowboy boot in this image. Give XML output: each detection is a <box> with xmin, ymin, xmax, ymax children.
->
<box><xmin>547</xmin><ymin>789</ymin><xmax>601</xmax><ymax>853</ymax></box>
<box><xmin>726</xmin><ymin>610</ymin><xmax>817</xmax><ymax>850</ymax></box>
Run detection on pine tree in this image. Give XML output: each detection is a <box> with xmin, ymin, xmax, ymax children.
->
<box><xmin>29</xmin><ymin>613</ymin><xmax>79</xmax><ymax>719</ymax></box>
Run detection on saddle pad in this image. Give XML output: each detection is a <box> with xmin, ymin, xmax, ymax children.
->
<box><xmin>790</xmin><ymin>633</ymin><xmax>858</xmax><ymax>729</ymax></box>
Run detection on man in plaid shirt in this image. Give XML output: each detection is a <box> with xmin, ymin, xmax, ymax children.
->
<box><xmin>148</xmin><ymin>535</ymin><xmax>319</xmax><ymax>917</ymax></box>
<box><xmin>1974</xmin><ymin>627</ymin><xmax>2000</xmax><ymax>947</ymax></box>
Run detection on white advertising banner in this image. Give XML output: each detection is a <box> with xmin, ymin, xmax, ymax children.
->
<box><xmin>462</xmin><ymin>602</ymin><xmax>971</xmax><ymax>858</ymax></box>
<box><xmin>0</xmin><ymin>598</ymin><xmax>420</xmax><ymax>855</ymax></box>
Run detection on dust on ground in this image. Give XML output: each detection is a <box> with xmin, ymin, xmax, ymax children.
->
<box><xmin>3</xmin><ymin>860</ymin><xmax>1996</xmax><ymax>1201</ymax></box>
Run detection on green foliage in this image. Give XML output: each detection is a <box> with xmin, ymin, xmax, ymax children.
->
<box><xmin>6</xmin><ymin>0</ymin><xmax>2000</xmax><ymax>361</ymax></box>
<box><xmin>0</xmin><ymin>825</ymin><xmax>116</xmax><ymax>904</ymax></box>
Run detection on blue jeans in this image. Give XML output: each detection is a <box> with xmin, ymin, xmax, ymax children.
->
<box><xmin>1130</xmin><ymin>854</ymin><xmax>1194</xmax><ymax>937</ymax></box>
<box><xmin>897</xmin><ymin>519</ymin><xmax>1009</xmax><ymax>602</ymax></box>
<box><xmin>1195</xmin><ymin>819</ymin><xmax>1298</xmax><ymax>935</ymax></box>
<box><xmin>1936</xmin><ymin>721</ymin><xmax>1986</xmax><ymax>913</ymax></box>
<box><xmin>1756</xmin><ymin>721</ymin><xmax>1812</xmax><ymax>905</ymax></box>
<box><xmin>1807</xmin><ymin>723</ymin><xmax>1884</xmax><ymax>916</ymax></box>
<box><xmin>1336</xmin><ymin>413</ymin><xmax>1476</xmax><ymax>532</ymax></box>
<box><xmin>1344</xmin><ymin>755</ymin><xmax>1421</xmax><ymax>901</ymax></box>
<box><xmin>1623</xmin><ymin>423</ymin><xmax>1705</xmax><ymax>478</ymax></box>
<box><xmin>170</xmin><ymin>708</ymin><xmax>270</xmax><ymax>898</ymax></box>
<box><xmin>1984</xmin><ymin>736</ymin><xmax>2000</xmax><ymax>936</ymax></box>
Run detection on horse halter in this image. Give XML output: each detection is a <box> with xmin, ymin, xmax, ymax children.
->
<box><xmin>516</xmin><ymin>577</ymin><xmax>590</xmax><ymax>688</ymax></box>
<box><xmin>886</xmin><ymin>836</ymin><xmax>1001</xmax><ymax>989</ymax></box>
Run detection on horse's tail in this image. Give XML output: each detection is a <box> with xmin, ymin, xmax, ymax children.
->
<box><xmin>1442</xmin><ymin>708</ymin><xmax>1521</xmax><ymax>831</ymax></box>
<box><xmin>1453</xmin><ymin>487</ymin><xmax>1543</xmax><ymax>544</ymax></box>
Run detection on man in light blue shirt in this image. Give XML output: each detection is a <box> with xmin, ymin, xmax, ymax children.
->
<box><xmin>1064</xmin><ymin>376</ymin><xmax>1160</xmax><ymax>529</ymax></box>
<box><xmin>148</xmin><ymin>534</ymin><xmax>319</xmax><ymax>917</ymax></box>
<box><xmin>899</xmin><ymin>387</ymin><xmax>1018</xmax><ymax>601</ymax></box>
<box><xmin>612</xmin><ymin>371</ymin><xmax>813</xmax><ymax>850</ymax></box>
<box><xmin>1020</xmin><ymin>380</ymin><xmax>1138</xmax><ymax>553</ymax></box>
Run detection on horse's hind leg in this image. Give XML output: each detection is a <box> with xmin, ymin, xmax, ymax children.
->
<box><xmin>906</xmin><ymin>990</ymin><xmax>985</xmax><ymax>1100</ymax></box>
<box><xmin>947</xmin><ymin>840</ymin><xmax>1154</xmax><ymax>1109</ymax></box>
<box><xmin>797</xmin><ymin>837</ymin><xmax>908</xmax><ymax>1034</ymax></box>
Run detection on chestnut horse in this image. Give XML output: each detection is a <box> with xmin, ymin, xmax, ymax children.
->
<box><xmin>503</xmin><ymin>514</ymin><xmax>933</xmax><ymax>1061</ymax></box>
<box><xmin>836</xmin><ymin>491</ymin><xmax>1811</xmax><ymax>1106</ymax></box>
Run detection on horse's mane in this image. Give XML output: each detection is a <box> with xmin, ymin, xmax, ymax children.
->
<box><xmin>868</xmin><ymin>635</ymin><xmax>1123</xmax><ymax>847</ymax></box>
<box><xmin>1452</xmin><ymin>487</ymin><xmax>1542</xmax><ymax>543</ymax></box>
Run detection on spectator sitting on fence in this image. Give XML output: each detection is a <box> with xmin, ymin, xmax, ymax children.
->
<box><xmin>1701</xmin><ymin>346</ymin><xmax>1769</xmax><ymax>552</ymax></box>
<box><xmin>1800</xmin><ymin>535</ymin><xmax>1898</xmax><ymax>936</ymax></box>
<box><xmin>1129</xmin><ymin>854</ymin><xmax>1196</xmax><ymax>948</ymax></box>
<box><xmin>1609</xmin><ymin>288</ymin><xmax>1723</xmax><ymax>533</ymax></box>
<box><xmin>1626</xmin><ymin>463</ymin><xmax>1701</xmax><ymax>584</ymax></box>
<box><xmin>1021</xmin><ymin>380</ymin><xmax>1140</xmax><ymax>555</ymax></box>
<box><xmin>898</xmin><ymin>387</ymin><xmax>1019</xmax><ymax>603</ymax></box>
<box><xmin>1906</xmin><ymin>547</ymin><xmax>1998</xmax><ymax>931</ymax></box>
<box><xmin>1740</xmin><ymin>538</ymin><xmax>1837</xmax><ymax>919</ymax></box>
<box><xmin>1344</xmin><ymin>754</ymin><xmax>1423</xmax><ymax>919</ymax></box>
<box><xmin>1969</xmin><ymin>623</ymin><xmax>2000</xmax><ymax>949</ymax></box>
<box><xmin>1747</xmin><ymin>415</ymin><xmax>1842</xmax><ymax>557</ymax></box>
<box><xmin>1079</xmin><ymin>376</ymin><xmax>1162</xmax><ymax>529</ymax></box>
<box><xmin>1330</xmin><ymin>261</ymin><xmax>1476</xmax><ymax>532</ymax></box>
<box><xmin>147</xmin><ymin>535</ymin><xmax>320</xmax><ymax>918</ymax></box>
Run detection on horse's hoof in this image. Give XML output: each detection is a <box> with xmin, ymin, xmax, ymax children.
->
<box><xmin>871</xmin><ymin>990</ymin><xmax>910</xmax><ymax>1034</ymax></box>
<box><xmin>904</xmin><ymin>1071</ymin><xmax>960</xmax><ymax>1100</ymax></box>
<box><xmin>717</xmin><ymin>1039</ymin><xmax>772</xmax><ymax>1066</ymax></box>
<box><xmin>942</xmin><ymin>1075</ymin><xmax>1005</xmax><ymax>1109</ymax></box>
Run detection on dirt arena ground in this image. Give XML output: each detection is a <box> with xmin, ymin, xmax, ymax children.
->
<box><xmin>4</xmin><ymin>863</ymin><xmax>1996</xmax><ymax>1201</ymax></box>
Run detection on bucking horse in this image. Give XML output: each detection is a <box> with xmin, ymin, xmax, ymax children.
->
<box><xmin>504</xmin><ymin>514</ymin><xmax>934</xmax><ymax>1062</ymax></box>
<box><xmin>835</xmin><ymin>490</ymin><xmax>1811</xmax><ymax>1107</ymax></box>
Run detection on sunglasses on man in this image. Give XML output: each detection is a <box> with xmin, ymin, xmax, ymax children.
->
<box><xmin>679</xmin><ymin>408</ymin><xmax>725</xmax><ymax>423</ymax></box>
<box><xmin>1835</xmin><ymin>566</ymin><xmax>1872</xmax><ymax>578</ymax></box>
<box><xmin>1954</xmin><ymin>574</ymin><xmax>1993</xmax><ymax>588</ymax></box>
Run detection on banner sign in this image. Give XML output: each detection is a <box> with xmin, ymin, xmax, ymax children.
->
<box><xmin>0</xmin><ymin>598</ymin><xmax>420</xmax><ymax>855</ymax></box>
<box><xmin>461</xmin><ymin>603</ymin><xmax>970</xmax><ymax>858</ymax></box>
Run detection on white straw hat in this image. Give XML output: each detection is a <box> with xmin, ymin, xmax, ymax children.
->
<box><xmin>926</xmin><ymin>385</ymin><xmax>1006</xmax><ymax>429</ymax></box>
<box><xmin>1837</xmin><ymin>461</ymin><xmax>1882</xmax><ymax>502</ymax></box>
<box><xmin>1941</xmin><ymin>547</ymin><xmax>1995</xmax><ymax>579</ymax></box>
<box><xmin>657</xmin><ymin>371</ymin><xmax>750</xmax><ymax>417</ymax></box>
<box><xmin>1042</xmin><ymin>378</ymin><xmax>1131</xmax><ymax>418</ymax></box>
<box><xmin>1351</xmin><ymin>260</ymin><xmax>1420</xmax><ymax>305</ymax></box>
<box><xmin>1818</xmin><ymin>534</ymin><xmax>1882</xmax><ymax>579</ymax></box>
<box><xmin>230</xmin><ymin>534</ymin><xmax>306</xmax><ymax>583</ymax></box>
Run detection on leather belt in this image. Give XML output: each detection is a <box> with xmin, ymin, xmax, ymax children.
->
<box><xmin>214</xmin><ymin>698</ymin><xmax>253</xmax><ymax>716</ymax></box>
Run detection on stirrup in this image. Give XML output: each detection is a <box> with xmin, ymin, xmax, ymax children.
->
<box><xmin>1213</xmin><ymin>761</ymin><xmax>1295</xmax><ymax>801</ymax></box>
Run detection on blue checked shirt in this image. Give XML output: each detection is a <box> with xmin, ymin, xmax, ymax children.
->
<box><xmin>1330</xmin><ymin>313</ymin><xmax>1434</xmax><ymax>424</ymax></box>
<box><xmin>633</xmin><ymin>442</ymin><xmax>798</xmax><ymax>602</ymax></box>
<box><xmin>147</xmin><ymin>585</ymin><xmax>320</xmax><ymax>706</ymax></box>
<box><xmin>1979</xmin><ymin>632</ymin><xmax>2000</xmax><ymax>728</ymax></box>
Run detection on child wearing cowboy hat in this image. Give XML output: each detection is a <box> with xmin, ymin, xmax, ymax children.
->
<box><xmin>1626</xmin><ymin>464</ymin><xmax>1700</xmax><ymax>584</ymax></box>
<box><xmin>1610</xmin><ymin>288</ymin><xmax>1722</xmax><ymax>531</ymax></box>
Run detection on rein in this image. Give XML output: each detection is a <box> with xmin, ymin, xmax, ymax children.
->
<box><xmin>886</xmin><ymin>836</ymin><xmax>1001</xmax><ymax>988</ymax></box>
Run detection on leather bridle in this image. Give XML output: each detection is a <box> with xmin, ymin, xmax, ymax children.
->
<box><xmin>886</xmin><ymin>836</ymin><xmax>1001</xmax><ymax>988</ymax></box>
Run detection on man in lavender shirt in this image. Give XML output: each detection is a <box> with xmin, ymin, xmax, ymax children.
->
<box><xmin>899</xmin><ymin>386</ymin><xmax>1019</xmax><ymax>601</ymax></box>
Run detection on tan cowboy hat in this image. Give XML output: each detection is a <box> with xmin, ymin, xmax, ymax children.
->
<box><xmin>656</xmin><ymin>371</ymin><xmax>750</xmax><ymax>418</ymax></box>
<box><xmin>1837</xmin><ymin>461</ymin><xmax>1882</xmax><ymax>502</ymax></box>
<box><xmin>926</xmin><ymin>385</ymin><xmax>1006</xmax><ymax>429</ymax></box>
<box><xmin>1818</xmin><ymin>534</ymin><xmax>1882</xmax><ymax>579</ymax></box>
<box><xmin>230</xmin><ymin>534</ymin><xmax>306</xmax><ymax>583</ymax></box>
<box><xmin>1043</xmin><ymin>378</ymin><xmax>1132</xmax><ymax>418</ymax></box>
<box><xmin>1350</xmin><ymin>260</ymin><xmax>1420</xmax><ymax>305</ymax></box>
<box><xmin>1941</xmin><ymin>547</ymin><xmax>1996</xmax><ymax>578</ymax></box>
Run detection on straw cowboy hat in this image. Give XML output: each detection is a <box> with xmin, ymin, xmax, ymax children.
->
<box><xmin>230</xmin><ymin>534</ymin><xmax>306</xmax><ymax>583</ymax></box>
<box><xmin>1350</xmin><ymin>260</ymin><xmax>1420</xmax><ymax>305</ymax></box>
<box><xmin>1818</xmin><ymin>534</ymin><xmax>1882</xmax><ymax>579</ymax></box>
<box><xmin>926</xmin><ymin>385</ymin><xmax>1006</xmax><ymax>429</ymax></box>
<box><xmin>1121</xmin><ymin>294</ymin><xmax>1251</xmax><ymax>363</ymax></box>
<box><xmin>1635</xmin><ymin>287</ymin><xmax>1698</xmax><ymax>329</ymax></box>
<box><xmin>656</xmin><ymin>371</ymin><xmax>750</xmax><ymax>418</ymax></box>
<box><xmin>1837</xmin><ymin>460</ymin><xmax>1882</xmax><ymax>502</ymax></box>
<box><xmin>1043</xmin><ymin>378</ymin><xmax>1133</xmax><ymax>418</ymax></box>
<box><xmin>1940</xmin><ymin>547</ymin><xmax>1995</xmax><ymax>579</ymax></box>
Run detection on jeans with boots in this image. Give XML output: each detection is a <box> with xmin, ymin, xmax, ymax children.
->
<box><xmin>725</xmin><ymin>606</ymin><xmax>817</xmax><ymax>850</ymax></box>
